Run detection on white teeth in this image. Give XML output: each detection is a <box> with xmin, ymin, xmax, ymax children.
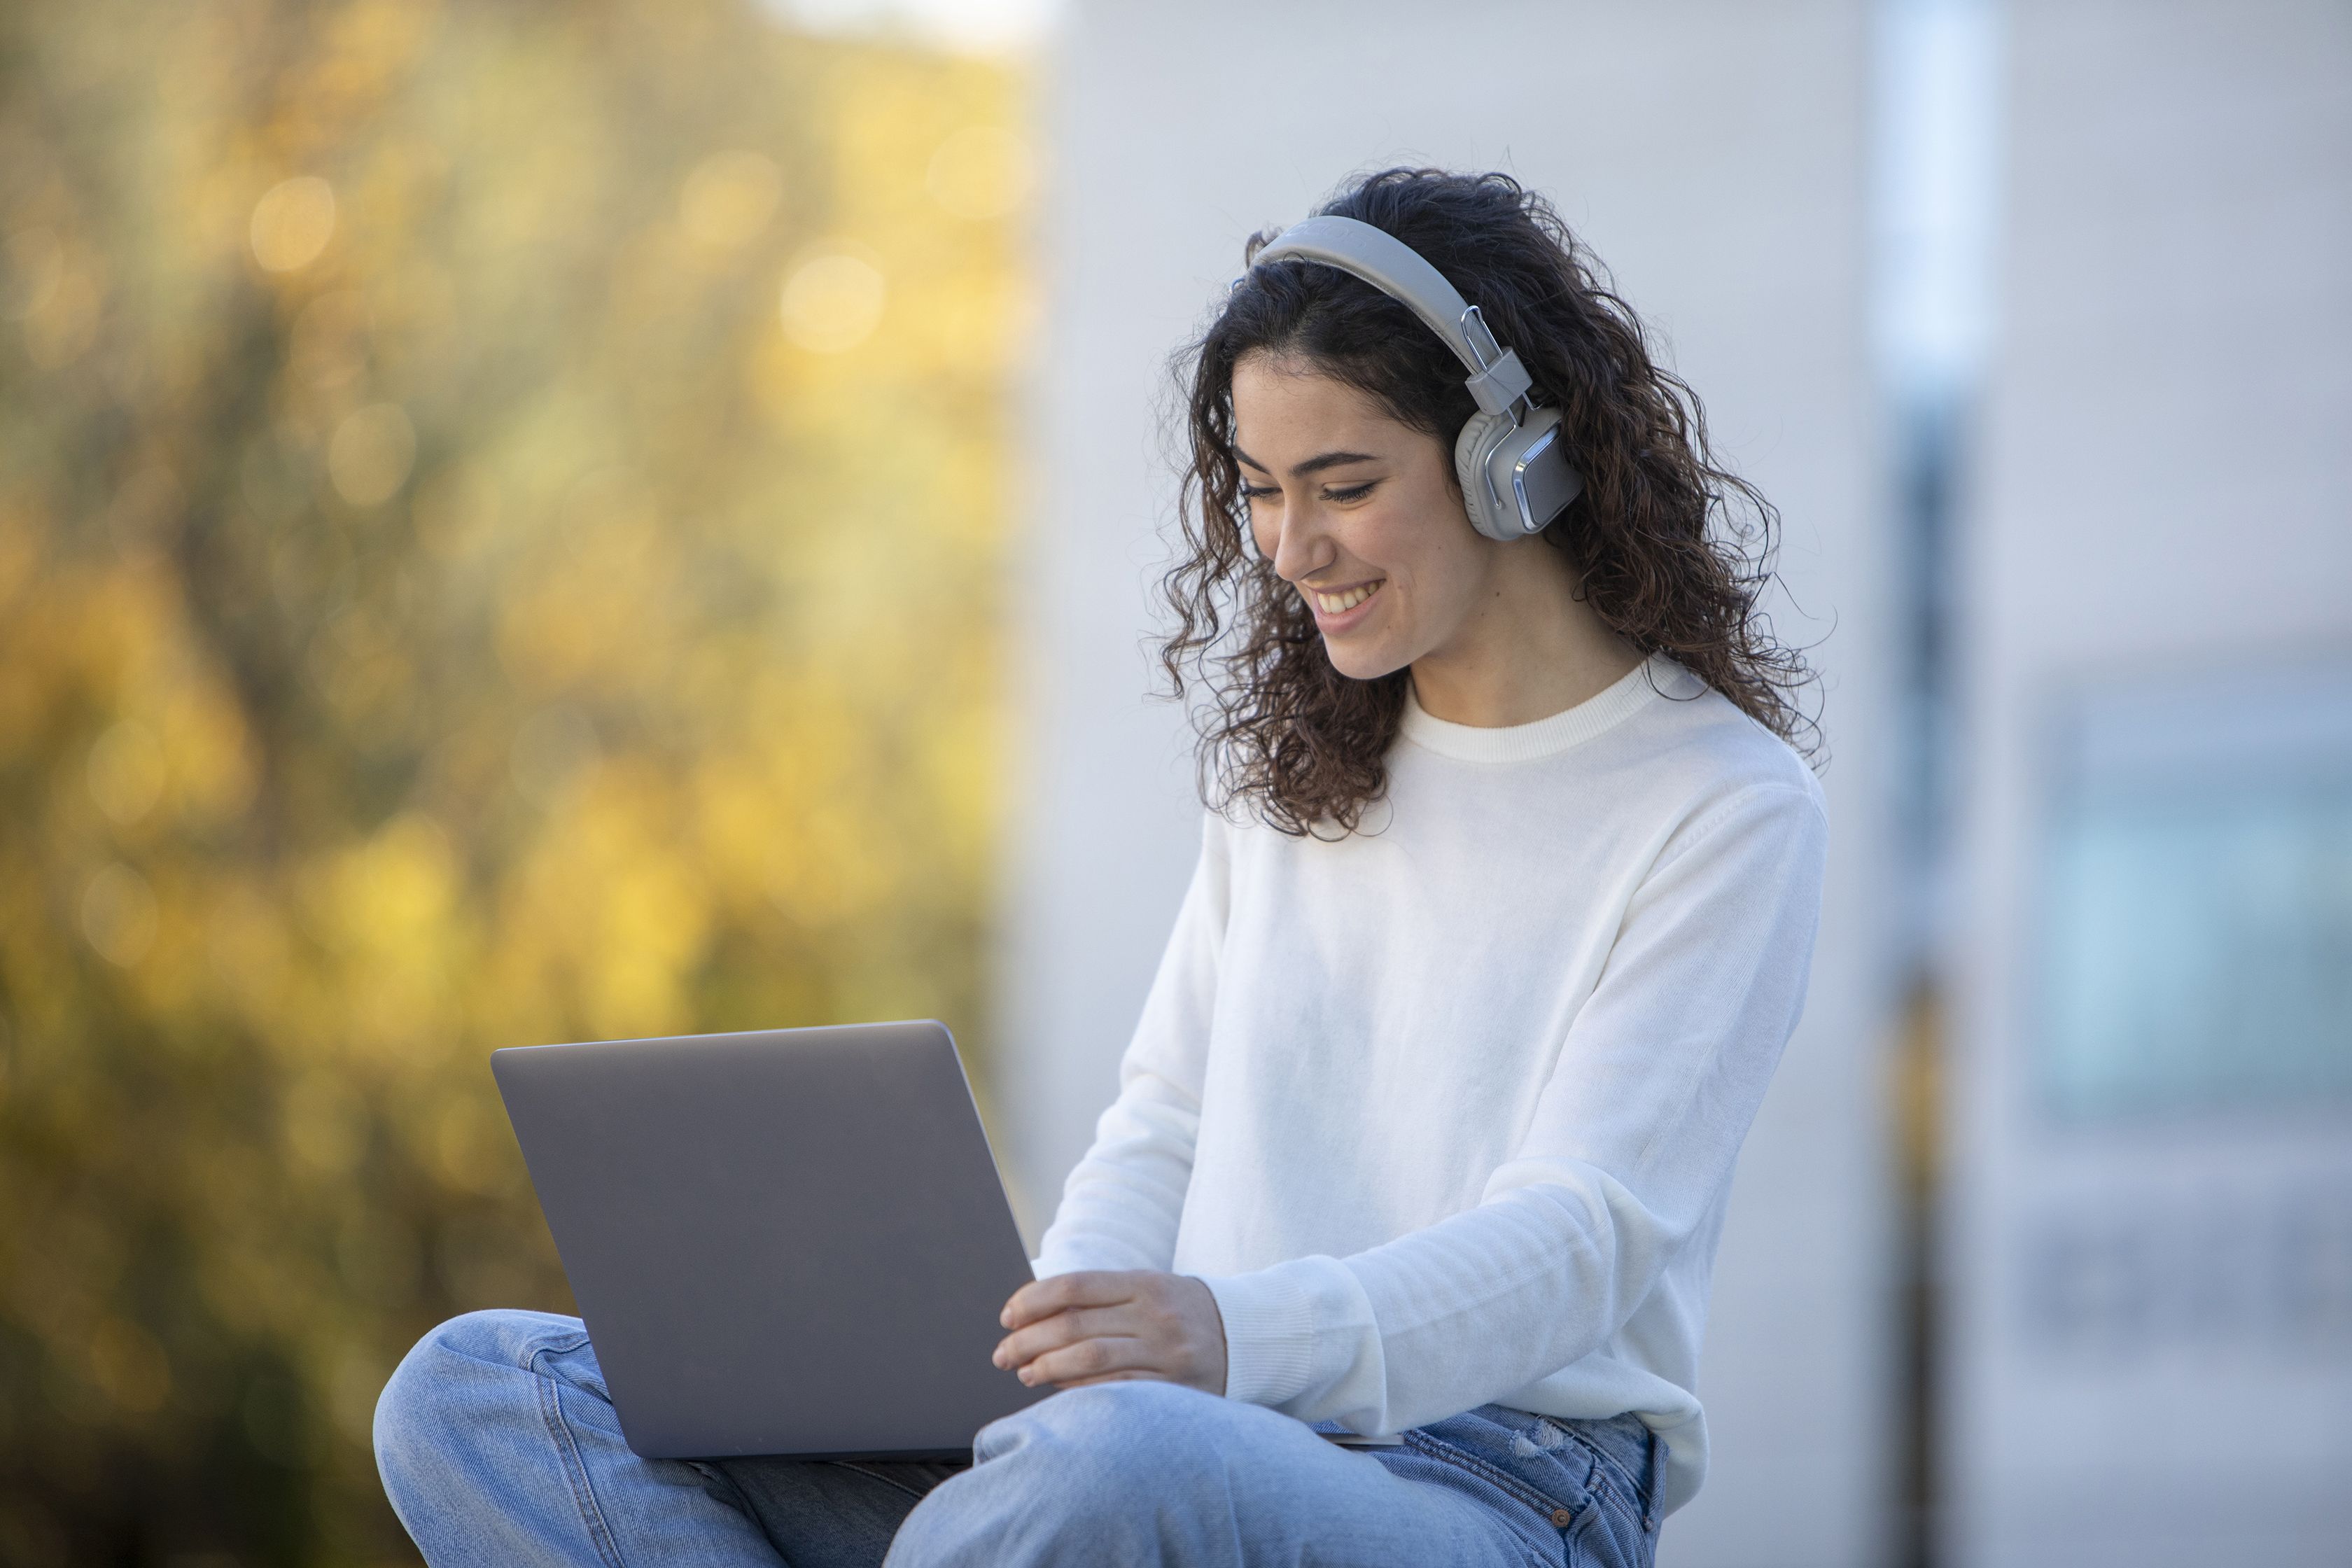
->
<box><xmin>1311</xmin><ymin>581</ymin><xmax>1381</xmax><ymax>615</ymax></box>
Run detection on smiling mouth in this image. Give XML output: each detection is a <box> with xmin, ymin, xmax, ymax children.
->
<box><xmin>1309</xmin><ymin>580</ymin><xmax>1384</xmax><ymax>616</ymax></box>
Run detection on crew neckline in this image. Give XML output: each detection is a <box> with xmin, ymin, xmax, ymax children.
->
<box><xmin>1398</xmin><ymin>653</ymin><xmax>1681</xmax><ymax>763</ymax></box>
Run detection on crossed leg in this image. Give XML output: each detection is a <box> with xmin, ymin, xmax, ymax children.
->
<box><xmin>374</xmin><ymin>1310</ymin><xmax>939</xmax><ymax>1568</ymax></box>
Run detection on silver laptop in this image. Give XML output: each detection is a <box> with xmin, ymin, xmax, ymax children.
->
<box><xmin>491</xmin><ymin>1020</ymin><xmax>1049</xmax><ymax>1460</ymax></box>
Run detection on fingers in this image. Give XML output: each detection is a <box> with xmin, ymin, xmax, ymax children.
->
<box><xmin>993</xmin><ymin>1271</ymin><xmax>1224</xmax><ymax>1391</ymax></box>
<box><xmin>1006</xmin><ymin>1334</ymin><xmax>1160</xmax><ymax>1387</ymax></box>
<box><xmin>1048</xmin><ymin>1368</ymin><xmax>1158</xmax><ymax>1389</ymax></box>
<box><xmin>992</xmin><ymin>1303</ymin><xmax>1124</xmax><ymax>1373</ymax></box>
<box><xmin>1000</xmin><ymin>1270</ymin><xmax>1144</xmax><ymax>1331</ymax></box>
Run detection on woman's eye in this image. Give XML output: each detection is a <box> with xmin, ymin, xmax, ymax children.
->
<box><xmin>1323</xmin><ymin>481</ymin><xmax>1377</xmax><ymax>503</ymax></box>
<box><xmin>1239</xmin><ymin>483</ymin><xmax>1279</xmax><ymax>501</ymax></box>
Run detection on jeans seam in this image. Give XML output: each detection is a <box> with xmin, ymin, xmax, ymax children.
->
<box><xmin>826</xmin><ymin>1460</ymin><xmax>937</xmax><ymax>1504</ymax></box>
<box><xmin>1401</xmin><ymin>1427</ymin><xmax>1582</xmax><ymax>1527</ymax></box>
<box><xmin>1563</xmin><ymin>1428</ymin><xmax>1646</xmax><ymax>1525</ymax></box>
<box><xmin>528</xmin><ymin>1340</ymin><xmax>630</xmax><ymax>1568</ymax></box>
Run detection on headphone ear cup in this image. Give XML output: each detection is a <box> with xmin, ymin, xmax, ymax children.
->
<box><xmin>1452</xmin><ymin>411</ymin><xmax>1519</xmax><ymax>542</ymax></box>
<box><xmin>1489</xmin><ymin>404</ymin><xmax>1581</xmax><ymax>536</ymax></box>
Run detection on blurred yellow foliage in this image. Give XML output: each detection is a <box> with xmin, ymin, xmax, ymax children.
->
<box><xmin>0</xmin><ymin>0</ymin><xmax>1026</xmax><ymax>1560</ymax></box>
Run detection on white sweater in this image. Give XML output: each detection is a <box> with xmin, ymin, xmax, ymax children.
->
<box><xmin>1033</xmin><ymin>655</ymin><xmax>1827</xmax><ymax>1516</ymax></box>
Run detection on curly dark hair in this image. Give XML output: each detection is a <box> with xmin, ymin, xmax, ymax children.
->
<box><xmin>1159</xmin><ymin>167</ymin><xmax>1817</xmax><ymax>836</ymax></box>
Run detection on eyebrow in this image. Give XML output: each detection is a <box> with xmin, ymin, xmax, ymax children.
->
<box><xmin>1233</xmin><ymin>446</ymin><xmax>1383</xmax><ymax>479</ymax></box>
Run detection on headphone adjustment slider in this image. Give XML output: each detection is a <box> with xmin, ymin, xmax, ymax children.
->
<box><xmin>1462</xmin><ymin>347</ymin><xmax>1534</xmax><ymax>419</ymax></box>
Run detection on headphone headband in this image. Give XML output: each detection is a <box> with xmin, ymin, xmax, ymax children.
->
<box><xmin>1252</xmin><ymin>215</ymin><xmax>1534</xmax><ymax>416</ymax></box>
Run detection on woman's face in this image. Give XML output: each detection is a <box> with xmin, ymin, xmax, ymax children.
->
<box><xmin>1231</xmin><ymin>352</ymin><xmax>1496</xmax><ymax>681</ymax></box>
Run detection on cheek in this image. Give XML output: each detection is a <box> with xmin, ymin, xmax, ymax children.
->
<box><xmin>1364</xmin><ymin>514</ymin><xmax>1489</xmax><ymax>641</ymax></box>
<box><xmin>1345</xmin><ymin>503</ymin><xmax>1446</xmax><ymax>589</ymax></box>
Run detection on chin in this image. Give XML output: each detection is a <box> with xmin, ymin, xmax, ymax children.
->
<box><xmin>1321</xmin><ymin>636</ymin><xmax>1411</xmax><ymax>683</ymax></box>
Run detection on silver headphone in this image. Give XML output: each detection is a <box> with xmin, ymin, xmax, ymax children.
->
<box><xmin>1252</xmin><ymin>215</ymin><xmax>1583</xmax><ymax>543</ymax></box>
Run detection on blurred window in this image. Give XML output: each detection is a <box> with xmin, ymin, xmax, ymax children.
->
<box><xmin>2038</xmin><ymin>662</ymin><xmax>2352</xmax><ymax>1118</ymax></box>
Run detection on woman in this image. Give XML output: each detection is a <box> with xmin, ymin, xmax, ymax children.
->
<box><xmin>374</xmin><ymin>167</ymin><xmax>1826</xmax><ymax>1568</ymax></box>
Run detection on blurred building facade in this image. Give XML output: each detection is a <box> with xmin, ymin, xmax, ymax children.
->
<box><xmin>999</xmin><ymin>4</ymin><xmax>1900</xmax><ymax>1566</ymax></box>
<box><xmin>1944</xmin><ymin>2</ymin><xmax>2352</xmax><ymax>1564</ymax></box>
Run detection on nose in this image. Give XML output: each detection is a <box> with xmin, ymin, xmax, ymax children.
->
<box><xmin>1266</xmin><ymin>494</ymin><xmax>1333</xmax><ymax>586</ymax></box>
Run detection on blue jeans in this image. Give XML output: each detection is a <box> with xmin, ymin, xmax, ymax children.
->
<box><xmin>375</xmin><ymin>1309</ymin><xmax>1662</xmax><ymax>1567</ymax></box>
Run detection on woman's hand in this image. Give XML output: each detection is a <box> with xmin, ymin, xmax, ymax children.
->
<box><xmin>993</xmin><ymin>1270</ymin><xmax>1229</xmax><ymax>1395</ymax></box>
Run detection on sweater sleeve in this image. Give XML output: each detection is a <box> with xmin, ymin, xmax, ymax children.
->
<box><xmin>1030</xmin><ymin>814</ymin><xmax>1228</xmax><ymax>1277</ymax></box>
<box><xmin>1197</xmin><ymin>783</ymin><xmax>1827</xmax><ymax>1432</ymax></box>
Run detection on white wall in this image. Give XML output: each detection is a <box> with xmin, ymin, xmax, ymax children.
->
<box><xmin>1000</xmin><ymin>4</ymin><xmax>1898</xmax><ymax>1562</ymax></box>
<box><xmin>1947</xmin><ymin>4</ymin><xmax>2352</xmax><ymax>1564</ymax></box>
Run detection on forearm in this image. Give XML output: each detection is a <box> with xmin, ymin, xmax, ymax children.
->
<box><xmin>1200</xmin><ymin>1174</ymin><xmax>1662</xmax><ymax>1433</ymax></box>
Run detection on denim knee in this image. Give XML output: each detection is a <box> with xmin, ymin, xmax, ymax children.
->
<box><xmin>886</xmin><ymin>1382</ymin><xmax>1293</xmax><ymax>1565</ymax></box>
<box><xmin>981</xmin><ymin>1380</ymin><xmax>1248</xmax><ymax>1492</ymax></box>
<box><xmin>374</xmin><ymin>1309</ymin><xmax>587</xmax><ymax>1499</ymax></box>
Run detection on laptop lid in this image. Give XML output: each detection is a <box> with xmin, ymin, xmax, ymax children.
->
<box><xmin>491</xmin><ymin>1020</ymin><xmax>1049</xmax><ymax>1460</ymax></box>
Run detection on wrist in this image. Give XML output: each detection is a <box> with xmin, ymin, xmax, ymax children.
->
<box><xmin>1197</xmin><ymin>1267</ymin><xmax>1318</xmax><ymax>1407</ymax></box>
<box><xmin>1178</xmin><ymin>1273</ymin><xmax>1229</xmax><ymax>1395</ymax></box>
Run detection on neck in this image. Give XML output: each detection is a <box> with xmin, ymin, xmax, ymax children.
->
<box><xmin>1408</xmin><ymin>544</ymin><xmax>1642</xmax><ymax>727</ymax></box>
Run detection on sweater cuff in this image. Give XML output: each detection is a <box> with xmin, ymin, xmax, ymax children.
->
<box><xmin>1198</xmin><ymin>1268</ymin><xmax>1318</xmax><ymax>1407</ymax></box>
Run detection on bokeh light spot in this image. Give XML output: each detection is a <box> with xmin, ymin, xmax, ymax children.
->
<box><xmin>328</xmin><ymin>402</ymin><xmax>416</xmax><ymax>506</ymax></box>
<box><xmin>780</xmin><ymin>248</ymin><xmax>886</xmax><ymax>352</ymax></box>
<box><xmin>87</xmin><ymin>720</ymin><xmax>167</xmax><ymax>826</ymax></box>
<box><xmin>249</xmin><ymin>176</ymin><xmax>337</xmax><ymax>273</ymax></box>
<box><xmin>926</xmin><ymin>125</ymin><xmax>1035</xmax><ymax>220</ymax></box>
<box><xmin>20</xmin><ymin>269</ymin><xmax>99</xmax><ymax>369</ymax></box>
<box><xmin>88</xmin><ymin>1319</ymin><xmax>172</xmax><ymax>1414</ymax></box>
<box><xmin>680</xmin><ymin>150</ymin><xmax>783</xmax><ymax>248</ymax></box>
<box><xmin>2</xmin><ymin>227</ymin><xmax>64</xmax><ymax>320</ymax></box>
<box><xmin>81</xmin><ymin>864</ymin><xmax>159</xmax><ymax>967</ymax></box>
